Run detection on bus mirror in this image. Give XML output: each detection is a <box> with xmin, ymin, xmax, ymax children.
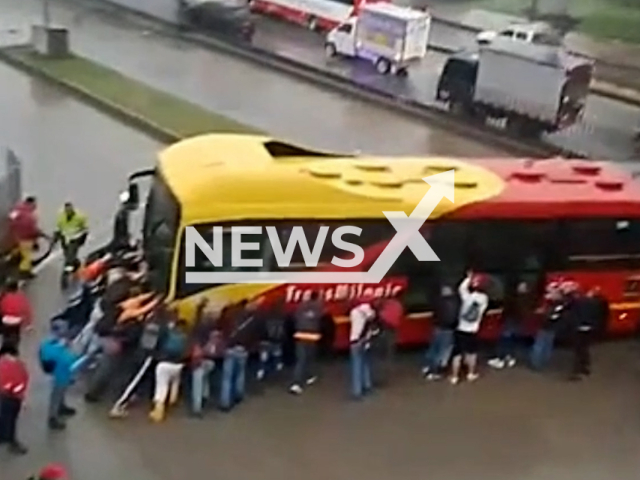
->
<box><xmin>128</xmin><ymin>183</ymin><xmax>140</xmax><ymax>208</ymax></box>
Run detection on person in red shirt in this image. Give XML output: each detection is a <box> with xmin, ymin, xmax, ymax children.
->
<box><xmin>0</xmin><ymin>342</ymin><xmax>29</xmax><ymax>454</ymax></box>
<box><xmin>30</xmin><ymin>464</ymin><xmax>69</xmax><ymax>480</ymax></box>
<box><xmin>0</xmin><ymin>278</ymin><xmax>33</xmax><ymax>349</ymax></box>
<box><xmin>9</xmin><ymin>196</ymin><xmax>41</xmax><ymax>278</ymax></box>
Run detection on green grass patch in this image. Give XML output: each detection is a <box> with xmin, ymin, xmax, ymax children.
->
<box><xmin>578</xmin><ymin>9</ymin><xmax>640</xmax><ymax>43</ymax></box>
<box><xmin>3</xmin><ymin>46</ymin><xmax>258</xmax><ymax>137</ymax></box>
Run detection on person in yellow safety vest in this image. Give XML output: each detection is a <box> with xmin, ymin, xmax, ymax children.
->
<box><xmin>55</xmin><ymin>202</ymin><xmax>89</xmax><ymax>270</ymax></box>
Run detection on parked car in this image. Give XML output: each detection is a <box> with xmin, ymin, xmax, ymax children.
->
<box><xmin>476</xmin><ymin>22</ymin><xmax>561</xmax><ymax>46</ymax></box>
<box><xmin>178</xmin><ymin>0</ymin><xmax>255</xmax><ymax>42</ymax></box>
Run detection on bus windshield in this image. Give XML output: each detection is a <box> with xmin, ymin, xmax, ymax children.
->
<box><xmin>143</xmin><ymin>171</ymin><xmax>180</xmax><ymax>294</ymax></box>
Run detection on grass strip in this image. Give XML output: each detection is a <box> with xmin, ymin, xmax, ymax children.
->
<box><xmin>0</xmin><ymin>45</ymin><xmax>259</xmax><ymax>139</ymax></box>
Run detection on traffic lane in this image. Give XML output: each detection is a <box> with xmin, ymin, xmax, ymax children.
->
<box><xmin>252</xmin><ymin>18</ymin><xmax>638</xmax><ymax>161</ymax></box>
<box><xmin>60</xmin><ymin>343</ymin><xmax>640</xmax><ymax>480</ymax></box>
<box><xmin>2</xmin><ymin>264</ymin><xmax>161</xmax><ymax>480</ymax></box>
<box><xmin>4</xmin><ymin>0</ymin><xmax>510</xmax><ymax>158</ymax></box>
<box><xmin>0</xmin><ymin>61</ymin><xmax>160</xmax><ymax>232</ymax></box>
<box><xmin>80</xmin><ymin>0</ymin><xmax>638</xmax><ymax>160</ymax></box>
<box><xmin>0</xmin><ymin>66</ymin><xmax>161</xmax><ymax>478</ymax></box>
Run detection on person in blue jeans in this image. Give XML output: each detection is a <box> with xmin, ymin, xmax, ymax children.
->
<box><xmin>219</xmin><ymin>299</ymin><xmax>261</xmax><ymax>411</ymax></box>
<box><xmin>530</xmin><ymin>285</ymin><xmax>568</xmax><ymax>370</ymax></box>
<box><xmin>190</xmin><ymin>298</ymin><xmax>224</xmax><ymax>416</ymax></box>
<box><xmin>423</xmin><ymin>285</ymin><xmax>458</xmax><ymax>380</ymax></box>
<box><xmin>489</xmin><ymin>281</ymin><xmax>534</xmax><ymax>370</ymax></box>
<box><xmin>257</xmin><ymin>298</ymin><xmax>286</xmax><ymax>381</ymax></box>
<box><xmin>349</xmin><ymin>301</ymin><xmax>375</xmax><ymax>399</ymax></box>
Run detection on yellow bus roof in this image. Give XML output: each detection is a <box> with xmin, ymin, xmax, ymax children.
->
<box><xmin>158</xmin><ymin>133</ymin><xmax>504</xmax><ymax>224</ymax></box>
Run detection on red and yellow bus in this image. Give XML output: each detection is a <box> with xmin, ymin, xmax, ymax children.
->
<box><xmin>123</xmin><ymin>134</ymin><xmax>640</xmax><ymax>349</ymax></box>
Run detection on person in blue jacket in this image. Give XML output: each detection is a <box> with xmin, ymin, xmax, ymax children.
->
<box><xmin>39</xmin><ymin>319</ymin><xmax>89</xmax><ymax>430</ymax></box>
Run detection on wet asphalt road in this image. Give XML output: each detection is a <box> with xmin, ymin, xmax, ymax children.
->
<box><xmin>0</xmin><ymin>44</ymin><xmax>639</xmax><ymax>480</ymax></box>
<box><xmin>1</xmin><ymin>0</ymin><xmax>509</xmax><ymax>158</ymax></box>
<box><xmin>91</xmin><ymin>0</ymin><xmax>640</xmax><ymax>161</ymax></box>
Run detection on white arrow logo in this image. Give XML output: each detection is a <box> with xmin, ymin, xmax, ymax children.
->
<box><xmin>186</xmin><ymin>170</ymin><xmax>454</xmax><ymax>284</ymax></box>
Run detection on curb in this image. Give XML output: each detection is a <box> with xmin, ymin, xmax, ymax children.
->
<box><xmin>0</xmin><ymin>48</ymin><xmax>181</xmax><ymax>144</ymax></box>
<box><xmin>591</xmin><ymin>81</ymin><xmax>640</xmax><ymax>108</ymax></box>
<box><xmin>63</xmin><ymin>0</ymin><xmax>588</xmax><ymax>159</ymax></box>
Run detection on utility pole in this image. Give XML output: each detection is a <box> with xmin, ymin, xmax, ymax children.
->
<box><xmin>42</xmin><ymin>0</ymin><xmax>51</xmax><ymax>27</ymax></box>
<box><xmin>529</xmin><ymin>0</ymin><xmax>539</xmax><ymax>19</ymax></box>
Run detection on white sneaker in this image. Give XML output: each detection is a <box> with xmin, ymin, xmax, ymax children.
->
<box><xmin>306</xmin><ymin>376</ymin><xmax>318</xmax><ymax>386</ymax></box>
<box><xmin>289</xmin><ymin>384</ymin><xmax>303</xmax><ymax>395</ymax></box>
<box><xmin>488</xmin><ymin>358</ymin><xmax>506</xmax><ymax>369</ymax></box>
<box><xmin>426</xmin><ymin>373</ymin><xmax>441</xmax><ymax>381</ymax></box>
<box><xmin>506</xmin><ymin>357</ymin><xmax>517</xmax><ymax>368</ymax></box>
<box><xmin>449</xmin><ymin>376</ymin><xmax>460</xmax><ymax>385</ymax></box>
<box><xmin>466</xmin><ymin>372</ymin><xmax>480</xmax><ymax>382</ymax></box>
<box><xmin>421</xmin><ymin>367</ymin><xmax>430</xmax><ymax>376</ymax></box>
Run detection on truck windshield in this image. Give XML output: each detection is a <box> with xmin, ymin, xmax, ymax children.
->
<box><xmin>143</xmin><ymin>172</ymin><xmax>180</xmax><ymax>294</ymax></box>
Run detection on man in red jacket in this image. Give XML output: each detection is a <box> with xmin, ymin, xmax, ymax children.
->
<box><xmin>0</xmin><ymin>342</ymin><xmax>29</xmax><ymax>454</ymax></box>
<box><xmin>9</xmin><ymin>196</ymin><xmax>41</xmax><ymax>278</ymax></box>
<box><xmin>0</xmin><ymin>278</ymin><xmax>33</xmax><ymax>349</ymax></box>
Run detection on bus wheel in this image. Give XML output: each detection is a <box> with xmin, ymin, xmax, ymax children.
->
<box><xmin>375</xmin><ymin>58</ymin><xmax>391</xmax><ymax>74</ymax></box>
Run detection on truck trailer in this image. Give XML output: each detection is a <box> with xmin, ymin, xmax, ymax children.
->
<box><xmin>436</xmin><ymin>39</ymin><xmax>593</xmax><ymax>138</ymax></box>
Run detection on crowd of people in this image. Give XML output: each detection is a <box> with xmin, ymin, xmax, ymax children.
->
<box><xmin>0</xmin><ymin>197</ymin><xmax>613</xmax><ymax>466</ymax></box>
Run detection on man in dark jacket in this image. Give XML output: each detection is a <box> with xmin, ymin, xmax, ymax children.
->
<box><xmin>289</xmin><ymin>291</ymin><xmax>323</xmax><ymax>395</ymax></box>
<box><xmin>257</xmin><ymin>297</ymin><xmax>286</xmax><ymax>381</ymax></box>
<box><xmin>190</xmin><ymin>298</ymin><xmax>224</xmax><ymax>417</ymax></box>
<box><xmin>570</xmin><ymin>286</ymin><xmax>609</xmax><ymax>380</ymax></box>
<box><xmin>219</xmin><ymin>299</ymin><xmax>262</xmax><ymax>411</ymax></box>
<box><xmin>423</xmin><ymin>285</ymin><xmax>458</xmax><ymax>380</ymax></box>
<box><xmin>489</xmin><ymin>281</ymin><xmax>534</xmax><ymax>369</ymax></box>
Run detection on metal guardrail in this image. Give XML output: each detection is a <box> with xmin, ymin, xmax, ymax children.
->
<box><xmin>65</xmin><ymin>0</ymin><xmax>590</xmax><ymax>159</ymax></box>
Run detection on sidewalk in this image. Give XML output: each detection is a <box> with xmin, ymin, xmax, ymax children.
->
<box><xmin>415</xmin><ymin>1</ymin><xmax>640</xmax><ymax>94</ymax></box>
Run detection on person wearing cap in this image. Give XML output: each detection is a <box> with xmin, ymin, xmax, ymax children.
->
<box><xmin>449</xmin><ymin>271</ymin><xmax>489</xmax><ymax>385</ymax></box>
<box><xmin>0</xmin><ymin>277</ymin><xmax>33</xmax><ymax>350</ymax></box>
<box><xmin>9</xmin><ymin>196</ymin><xmax>41</xmax><ymax>279</ymax></box>
<box><xmin>29</xmin><ymin>464</ymin><xmax>68</xmax><ymax>480</ymax></box>
<box><xmin>530</xmin><ymin>281</ymin><xmax>569</xmax><ymax>370</ymax></box>
<box><xmin>0</xmin><ymin>342</ymin><xmax>28</xmax><ymax>454</ymax></box>
<box><xmin>349</xmin><ymin>300</ymin><xmax>376</xmax><ymax>399</ymax></box>
<box><xmin>39</xmin><ymin>320</ymin><xmax>89</xmax><ymax>430</ymax></box>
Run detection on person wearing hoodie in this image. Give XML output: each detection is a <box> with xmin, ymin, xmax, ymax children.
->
<box><xmin>219</xmin><ymin>299</ymin><xmax>262</xmax><ymax>411</ymax></box>
<box><xmin>0</xmin><ymin>342</ymin><xmax>29</xmax><ymax>454</ymax></box>
<box><xmin>488</xmin><ymin>281</ymin><xmax>535</xmax><ymax>369</ymax></box>
<box><xmin>0</xmin><ymin>278</ymin><xmax>33</xmax><ymax>350</ymax></box>
<box><xmin>39</xmin><ymin>320</ymin><xmax>89</xmax><ymax>430</ymax></box>
<box><xmin>190</xmin><ymin>298</ymin><xmax>225</xmax><ymax>417</ymax></box>
<box><xmin>569</xmin><ymin>286</ymin><xmax>609</xmax><ymax>380</ymax></box>
<box><xmin>289</xmin><ymin>291</ymin><xmax>324</xmax><ymax>395</ymax></box>
<box><xmin>149</xmin><ymin>314</ymin><xmax>189</xmax><ymax>422</ymax></box>
<box><xmin>423</xmin><ymin>285</ymin><xmax>458</xmax><ymax>380</ymax></box>
<box><xmin>257</xmin><ymin>297</ymin><xmax>286</xmax><ymax>381</ymax></box>
<box><xmin>449</xmin><ymin>272</ymin><xmax>489</xmax><ymax>385</ymax></box>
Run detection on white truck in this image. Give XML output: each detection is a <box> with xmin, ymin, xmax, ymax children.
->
<box><xmin>436</xmin><ymin>38</ymin><xmax>594</xmax><ymax>138</ymax></box>
<box><xmin>325</xmin><ymin>2</ymin><xmax>430</xmax><ymax>75</ymax></box>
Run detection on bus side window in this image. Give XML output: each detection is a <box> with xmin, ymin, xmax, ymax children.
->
<box><xmin>561</xmin><ymin>219</ymin><xmax>640</xmax><ymax>270</ymax></box>
<box><xmin>175</xmin><ymin>223</ymin><xmax>269</xmax><ymax>299</ymax></box>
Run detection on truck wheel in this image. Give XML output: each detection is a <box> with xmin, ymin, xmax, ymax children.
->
<box><xmin>325</xmin><ymin>43</ymin><xmax>337</xmax><ymax>58</ymax></box>
<box><xmin>396</xmin><ymin>67</ymin><xmax>408</xmax><ymax>77</ymax></box>
<box><xmin>375</xmin><ymin>58</ymin><xmax>391</xmax><ymax>74</ymax></box>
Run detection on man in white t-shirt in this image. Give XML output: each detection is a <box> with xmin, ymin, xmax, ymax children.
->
<box><xmin>450</xmin><ymin>271</ymin><xmax>489</xmax><ymax>385</ymax></box>
<box><xmin>349</xmin><ymin>301</ymin><xmax>376</xmax><ymax>399</ymax></box>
